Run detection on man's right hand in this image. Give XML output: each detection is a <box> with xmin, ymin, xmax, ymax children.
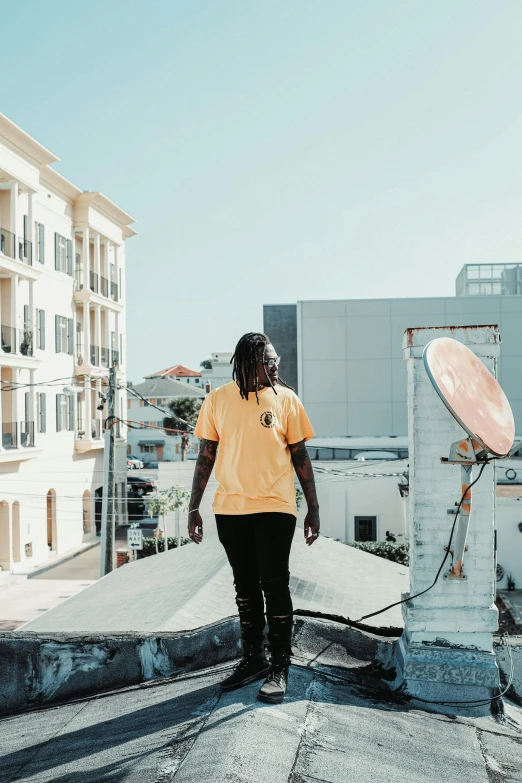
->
<box><xmin>188</xmin><ymin>510</ymin><xmax>203</xmax><ymax>544</ymax></box>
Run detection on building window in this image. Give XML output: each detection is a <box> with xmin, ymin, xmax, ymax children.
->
<box><xmin>149</xmin><ymin>398</ymin><xmax>156</xmax><ymax>405</ymax></box>
<box><xmin>127</xmin><ymin>399</ymin><xmax>131</xmax><ymax>409</ymax></box>
<box><xmin>195</xmin><ymin>378</ymin><xmax>200</xmax><ymax>383</ymax></box>
<box><xmin>354</xmin><ymin>516</ymin><xmax>377</xmax><ymax>542</ymax></box>
<box><xmin>55</xmin><ymin>315</ymin><xmax>73</xmax><ymax>354</ymax></box>
<box><xmin>139</xmin><ymin>400</ymin><xmax>144</xmax><ymax>407</ymax></box>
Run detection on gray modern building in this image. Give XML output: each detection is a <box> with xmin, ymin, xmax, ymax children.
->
<box><xmin>456</xmin><ymin>263</ymin><xmax>522</xmax><ymax>297</ymax></box>
<box><xmin>264</xmin><ymin>293</ymin><xmax>522</xmax><ymax>437</ymax></box>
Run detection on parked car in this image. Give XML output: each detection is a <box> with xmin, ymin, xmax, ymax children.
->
<box><xmin>127</xmin><ymin>454</ymin><xmax>144</xmax><ymax>470</ymax></box>
<box><xmin>127</xmin><ymin>475</ymin><xmax>155</xmax><ymax>497</ymax></box>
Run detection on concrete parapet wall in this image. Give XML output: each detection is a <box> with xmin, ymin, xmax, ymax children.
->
<box><xmin>0</xmin><ymin>617</ymin><xmax>390</xmax><ymax>717</ymax></box>
<box><xmin>0</xmin><ymin>618</ymin><xmax>242</xmax><ymax>717</ymax></box>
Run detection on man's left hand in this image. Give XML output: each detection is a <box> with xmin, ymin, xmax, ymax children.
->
<box><xmin>304</xmin><ymin>507</ymin><xmax>320</xmax><ymax>546</ymax></box>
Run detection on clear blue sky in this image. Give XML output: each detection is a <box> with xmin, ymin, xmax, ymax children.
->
<box><xmin>2</xmin><ymin>0</ymin><xmax>522</xmax><ymax>381</ymax></box>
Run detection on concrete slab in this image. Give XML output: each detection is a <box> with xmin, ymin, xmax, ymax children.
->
<box><xmin>21</xmin><ymin>535</ymin><xmax>408</xmax><ymax>634</ymax></box>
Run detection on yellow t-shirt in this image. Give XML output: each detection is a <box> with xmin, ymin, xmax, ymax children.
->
<box><xmin>194</xmin><ymin>381</ymin><xmax>315</xmax><ymax>516</ymax></box>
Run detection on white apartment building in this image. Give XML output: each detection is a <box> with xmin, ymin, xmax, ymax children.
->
<box><xmin>0</xmin><ymin>114</ymin><xmax>135</xmax><ymax>574</ymax></box>
<box><xmin>201</xmin><ymin>351</ymin><xmax>233</xmax><ymax>390</ymax></box>
<box><xmin>127</xmin><ymin>376</ymin><xmax>204</xmax><ymax>465</ymax></box>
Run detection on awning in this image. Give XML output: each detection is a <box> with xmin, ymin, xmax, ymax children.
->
<box><xmin>137</xmin><ymin>440</ymin><xmax>164</xmax><ymax>446</ymax></box>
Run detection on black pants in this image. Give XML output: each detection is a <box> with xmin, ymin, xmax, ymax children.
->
<box><xmin>216</xmin><ymin>512</ymin><xmax>296</xmax><ymax>665</ymax></box>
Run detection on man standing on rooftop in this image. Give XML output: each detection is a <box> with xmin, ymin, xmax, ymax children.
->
<box><xmin>188</xmin><ymin>332</ymin><xmax>320</xmax><ymax>704</ymax></box>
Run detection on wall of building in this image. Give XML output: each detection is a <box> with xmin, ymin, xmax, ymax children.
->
<box><xmin>496</xmin><ymin>497</ymin><xmax>522</xmax><ymax>590</ymax></box>
<box><xmin>267</xmin><ymin>295</ymin><xmax>522</xmax><ymax>437</ymax></box>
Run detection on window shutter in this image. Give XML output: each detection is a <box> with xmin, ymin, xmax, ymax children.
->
<box><xmin>66</xmin><ymin>239</ymin><xmax>73</xmax><ymax>276</ymax></box>
<box><xmin>68</xmin><ymin>395</ymin><xmax>74</xmax><ymax>431</ymax></box>
<box><xmin>54</xmin><ymin>233</ymin><xmax>60</xmax><ymax>270</ymax></box>
<box><xmin>67</xmin><ymin>318</ymin><xmax>74</xmax><ymax>355</ymax></box>
<box><xmin>39</xmin><ymin>224</ymin><xmax>45</xmax><ymax>264</ymax></box>
<box><xmin>23</xmin><ymin>215</ymin><xmax>28</xmax><ymax>241</ymax></box>
<box><xmin>25</xmin><ymin>392</ymin><xmax>29</xmax><ymax>422</ymax></box>
<box><xmin>39</xmin><ymin>393</ymin><xmax>46</xmax><ymax>433</ymax></box>
<box><xmin>23</xmin><ymin>304</ymin><xmax>28</xmax><ymax>329</ymax></box>
<box><xmin>39</xmin><ymin>309</ymin><xmax>45</xmax><ymax>350</ymax></box>
<box><xmin>55</xmin><ymin>315</ymin><xmax>60</xmax><ymax>353</ymax></box>
<box><xmin>56</xmin><ymin>394</ymin><xmax>62</xmax><ymax>432</ymax></box>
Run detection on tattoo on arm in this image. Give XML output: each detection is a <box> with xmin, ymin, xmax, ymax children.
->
<box><xmin>289</xmin><ymin>440</ymin><xmax>319</xmax><ymax>509</ymax></box>
<box><xmin>189</xmin><ymin>439</ymin><xmax>218</xmax><ymax>509</ymax></box>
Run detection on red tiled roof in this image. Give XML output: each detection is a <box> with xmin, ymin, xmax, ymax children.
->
<box><xmin>145</xmin><ymin>365</ymin><xmax>202</xmax><ymax>378</ymax></box>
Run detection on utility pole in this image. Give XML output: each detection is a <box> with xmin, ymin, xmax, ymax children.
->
<box><xmin>100</xmin><ymin>365</ymin><xmax>116</xmax><ymax>577</ymax></box>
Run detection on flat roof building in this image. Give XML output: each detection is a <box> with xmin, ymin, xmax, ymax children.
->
<box><xmin>264</xmin><ymin>294</ymin><xmax>522</xmax><ymax>437</ymax></box>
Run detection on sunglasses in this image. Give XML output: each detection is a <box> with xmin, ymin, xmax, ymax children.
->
<box><xmin>263</xmin><ymin>356</ymin><xmax>281</xmax><ymax>369</ymax></box>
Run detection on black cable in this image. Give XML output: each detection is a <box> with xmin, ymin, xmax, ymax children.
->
<box><xmin>308</xmin><ymin>631</ymin><xmax>514</xmax><ymax>708</ymax></box>
<box><xmin>351</xmin><ymin>458</ymin><xmax>491</xmax><ymax>625</ymax></box>
<box><xmin>124</xmin><ymin>384</ymin><xmax>195</xmax><ymax>431</ymax></box>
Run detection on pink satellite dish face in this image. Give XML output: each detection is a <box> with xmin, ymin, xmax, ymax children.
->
<box><xmin>423</xmin><ymin>337</ymin><xmax>515</xmax><ymax>457</ymax></box>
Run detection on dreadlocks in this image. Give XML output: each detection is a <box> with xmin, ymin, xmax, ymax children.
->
<box><xmin>231</xmin><ymin>332</ymin><xmax>295</xmax><ymax>404</ymax></box>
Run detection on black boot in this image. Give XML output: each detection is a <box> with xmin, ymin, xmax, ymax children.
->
<box><xmin>257</xmin><ymin>663</ymin><xmax>289</xmax><ymax>703</ymax></box>
<box><xmin>219</xmin><ymin>641</ymin><xmax>270</xmax><ymax>692</ymax></box>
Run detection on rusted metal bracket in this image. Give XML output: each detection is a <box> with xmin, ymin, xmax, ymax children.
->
<box><xmin>440</xmin><ymin>437</ymin><xmax>488</xmax><ymax>581</ymax></box>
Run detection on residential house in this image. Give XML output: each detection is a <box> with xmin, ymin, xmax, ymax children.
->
<box><xmin>127</xmin><ymin>376</ymin><xmax>204</xmax><ymax>464</ymax></box>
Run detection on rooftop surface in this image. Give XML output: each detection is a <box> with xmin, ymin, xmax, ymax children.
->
<box><xmin>2</xmin><ymin>624</ymin><xmax>521</xmax><ymax>783</ymax></box>
<box><xmin>22</xmin><ymin>536</ymin><xmax>407</xmax><ymax>634</ymax></box>
<box><xmin>130</xmin><ymin>377</ymin><xmax>205</xmax><ymax>400</ymax></box>
<box><xmin>145</xmin><ymin>365</ymin><xmax>202</xmax><ymax>379</ymax></box>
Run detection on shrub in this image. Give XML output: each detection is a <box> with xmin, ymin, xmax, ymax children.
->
<box><xmin>346</xmin><ymin>541</ymin><xmax>410</xmax><ymax>566</ymax></box>
<box><xmin>136</xmin><ymin>536</ymin><xmax>192</xmax><ymax>559</ymax></box>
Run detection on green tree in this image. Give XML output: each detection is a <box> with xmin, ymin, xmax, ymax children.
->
<box><xmin>200</xmin><ymin>359</ymin><xmax>212</xmax><ymax>370</ymax></box>
<box><xmin>163</xmin><ymin>397</ymin><xmax>203</xmax><ymax>460</ymax></box>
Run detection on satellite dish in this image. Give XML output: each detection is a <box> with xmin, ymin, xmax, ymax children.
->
<box><xmin>423</xmin><ymin>337</ymin><xmax>515</xmax><ymax>458</ymax></box>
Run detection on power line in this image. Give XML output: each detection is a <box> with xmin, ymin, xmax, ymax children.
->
<box><xmin>124</xmin><ymin>384</ymin><xmax>196</xmax><ymax>431</ymax></box>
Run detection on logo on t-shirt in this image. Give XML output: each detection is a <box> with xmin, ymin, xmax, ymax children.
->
<box><xmin>260</xmin><ymin>411</ymin><xmax>276</xmax><ymax>428</ymax></box>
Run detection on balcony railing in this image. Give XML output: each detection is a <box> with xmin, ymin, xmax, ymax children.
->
<box><xmin>0</xmin><ymin>228</ymin><xmax>32</xmax><ymax>265</ymax></box>
<box><xmin>2</xmin><ymin>422</ymin><xmax>17</xmax><ymax>450</ymax></box>
<box><xmin>91</xmin><ymin>418</ymin><xmax>101</xmax><ymax>439</ymax></box>
<box><xmin>1</xmin><ymin>325</ymin><xmax>16</xmax><ymax>354</ymax></box>
<box><xmin>100</xmin><ymin>347</ymin><xmax>110</xmax><ymax>368</ymax></box>
<box><xmin>111</xmin><ymin>281</ymin><xmax>118</xmax><ymax>301</ymax></box>
<box><xmin>111</xmin><ymin>349</ymin><xmax>120</xmax><ymax>368</ymax></box>
<box><xmin>100</xmin><ymin>276</ymin><xmax>109</xmax><ymax>297</ymax></box>
<box><xmin>90</xmin><ymin>345</ymin><xmax>100</xmax><ymax>366</ymax></box>
<box><xmin>19</xmin><ymin>329</ymin><xmax>33</xmax><ymax>357</ymax></box>
<box><xmin>20</xmin><ymin>420</ymin><xmax>35</xmax><ymax>447</ymax></box>
<box><xmin>89</xmin><ymin>271</ymin><xmax>99</xmax><ymax>293</ymax></box>
<box><xmin>0</xmin><ymin>228</ymin><xmax>15</xmax><ymax>259</ymax></box>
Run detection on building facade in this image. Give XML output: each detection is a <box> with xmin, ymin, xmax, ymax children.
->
<box><xmin>127</xmin><ymin>376</ymin><xmax>204</xmax><ymax>464</ymax></box>
<box><xmin>0</xmin><ymin>114</ymin><xmax>135</xmax><ymax>573</ymax></box>
<box><xmin>456</xmin><ymin>263</ymin><xmax>522</xmax><ymax>297</ymax></box>
<box><xmin>145</xmin><ymin>364</ymin><xmax>202</xmax><ymax>388</ymax></box>
<box><xmin>201</xmin><ymin>351</ymin><xmax>233</xmax><ymax>390</ymax></box>
<box><xmin>264</xmin><ymin>294</ymin><xmax>522</xmax><ymax>437</ymax></box>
